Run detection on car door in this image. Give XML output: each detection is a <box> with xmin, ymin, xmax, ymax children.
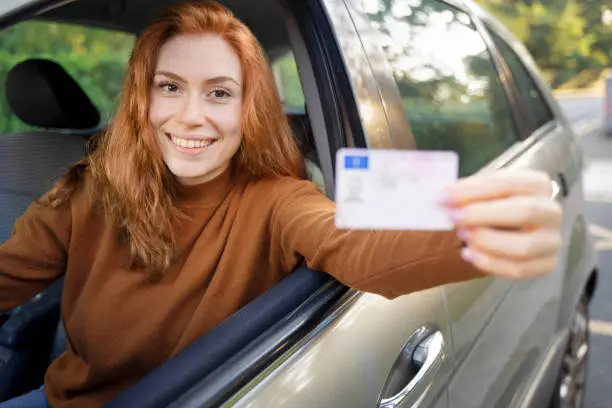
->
<box><xmin>343</xmin><ymin>0</ymin><xmax>586</xmax><ymax>407</ymax></box>
<box><xmin>442</xmin><ymin>12</ymin><xmax>593</xmax><ymax>408</ymax></box>
<box><xmin>342</xmin><ymin>0</ymin><xmax>520</xmax><ymax>404</ymax></box>
<box><xmin>162</xmin><ymin>0</ymin><xmax>454</xmax><ymax>407</ymax></box>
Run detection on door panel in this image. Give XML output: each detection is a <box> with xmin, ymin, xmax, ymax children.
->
<box><xmin>441</xmin><ymin>278</ymin><xmax>509</xmax><ymax>367</ymax></box>
<box><xmin>445</xmin><ymin>125</ymin><xmax>573</xmax><ymax>407</ymax></box>
<box><xmin>229</xmin><ymin>290</ymin><xmax>452</xmax><ymax>408</ymax></box>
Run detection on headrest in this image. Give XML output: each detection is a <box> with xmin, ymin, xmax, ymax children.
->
<box><xmin>5</xmin><ymin>58</ymin><xmax>100</xmax><ymax>130</ymax></box>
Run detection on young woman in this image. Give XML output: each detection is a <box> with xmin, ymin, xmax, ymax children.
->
<box><xmin>0</xmin><ymin>1</ymin><xmax>562</xmax><ymax>407</ymax></box>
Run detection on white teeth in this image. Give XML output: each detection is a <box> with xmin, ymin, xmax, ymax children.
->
<box><xmin>169</xmin><ymin>134</ymin><xmax>214</xmax><ymax>149</ymax></box>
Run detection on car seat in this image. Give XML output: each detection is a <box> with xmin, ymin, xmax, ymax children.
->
<box><xmin>0</xmin><ymin>58</ymin><xmax>99</xmax><ymax>400</ymax></box>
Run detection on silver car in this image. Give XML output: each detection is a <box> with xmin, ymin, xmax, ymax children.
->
<box><xmin>0</xmin><ymin>0</ymin><xmax>597</xmax><ymax>407</ymax></box>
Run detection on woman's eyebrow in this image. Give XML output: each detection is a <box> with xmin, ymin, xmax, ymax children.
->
<box><xmin>155</xmin><ymin>71</ymin><xmax>240</xmax><ymax>87</ymax></box>
<box><xmin>204</xmin><ymin>76</ymin><xmax>240</xmax><ymax>86</ymax></box>
<box><xmin>154</xmin><ymin>71</ymin><xmax>185</xmax><ymax>82</ymax></box>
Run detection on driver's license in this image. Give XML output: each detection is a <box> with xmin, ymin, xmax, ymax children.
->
<box><xmin>335</xmin><ymin>148</ymin><xmax>459</xmax><ymax>230</ymax></box>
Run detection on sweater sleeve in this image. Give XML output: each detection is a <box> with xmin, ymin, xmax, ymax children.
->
<box><xmin>272</xmin><ymin>179</ymin><xmax>485</xmax><ymax>299</ymax></box>
<box><xmin>0</xmin><ymin>200</ymin><xmax>71</xmax><ymax>312</ymax></box>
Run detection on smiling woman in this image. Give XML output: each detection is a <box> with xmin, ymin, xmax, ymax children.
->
<box><xmin>150</xmin><ymin>34</ymin><xmax>244</xmax><ymax>185</ymax></box>
<box><xmin>52</xmin><ymin>1</ymin><xmax>306</xmax><ymax>277</ymax></box>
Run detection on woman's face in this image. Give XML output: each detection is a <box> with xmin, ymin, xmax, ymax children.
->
<box><xmin>149</xmin><ymin>34</ymin><xmax>243</xmax><ymax>186</ymax></box>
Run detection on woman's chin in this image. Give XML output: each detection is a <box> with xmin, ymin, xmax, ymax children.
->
<box><xmin>171</xmin><ymin>164</ymin><xmax>227</xmax><ymax>186</ymax></box>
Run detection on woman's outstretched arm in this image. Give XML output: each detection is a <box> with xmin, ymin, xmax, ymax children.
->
<box><xmin>271</xmin><ymin>169</ymin><xmax>561</xmax><ymax>299</ymax></box>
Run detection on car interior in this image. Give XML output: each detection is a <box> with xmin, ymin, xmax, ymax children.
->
<box><xmin>0</xmin><ymin>0</ymin><xmax>345</xmax><ymax>404</ymax></box>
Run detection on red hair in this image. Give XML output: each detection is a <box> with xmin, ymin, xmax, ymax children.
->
<box><xmin>44</xmin><ymin>0</ymin><xmax>305</xmax><ymax>279</ymax></box>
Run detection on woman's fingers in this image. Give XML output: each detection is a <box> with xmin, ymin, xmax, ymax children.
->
<box><xmin>458</xmin><ymin>226</ymin><xmax>562</xmax><ymax>261</ymax></box>
<box><xmin>442</xmin><ymin>169</ymin><xmax>563</xmax><ymax>280</ymax></box>
<box><xmin>460</xmin><ymin>246</ymin><xmax>559</xmax><ymax>279</ymax></box>
<box><xmin>444</xmin><ymin>169</ymin><xmax>553</xmax><ymax>206</ymax></box>
<box><xmin>449</xmin><ymin>195</ymin><xmax>563</xmax><ymax>229</ymax></box>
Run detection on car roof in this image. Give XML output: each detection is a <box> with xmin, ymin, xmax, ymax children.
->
<box><xmin>1</xmin><ymin>0</ymin><xmax>292</xmax><ymax>60</ymax></box>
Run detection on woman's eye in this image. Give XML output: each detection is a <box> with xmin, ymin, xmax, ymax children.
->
<box><xmin>210</xmin><ymin>88</ymin><xmax>230</xmax><ymax>99</ymax></box>
<box><xmin>158</xmin><ymin>82</ymin><xmax>179</xmax><ymax>93</ymax></box>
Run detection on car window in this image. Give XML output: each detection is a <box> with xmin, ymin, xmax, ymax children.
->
<box><xmin>487</xmin><ymin>29</ymin><xmax>555</xmax><ymax>133</ymax></box>
<box><xmin>0</xmin><ymin>20</ymin><xmax>135</xmax><ymax>134</ymax></box>
<box><xmin>271</xmin><ymin>50</ymin><xmax>306</xmax><ymax>112</ymax></box>
<box><xmin>361</xmin><ymin>0</ymin><xmax>519</xmax><ymax>176</ymax></box>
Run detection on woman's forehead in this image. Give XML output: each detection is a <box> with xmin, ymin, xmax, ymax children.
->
<box><xmin>155</xmin><ymin>34</ymin><xmax>243</xmax><ymax>83</ymax></box>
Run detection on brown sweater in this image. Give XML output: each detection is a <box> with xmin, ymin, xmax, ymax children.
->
<box><xmin>0</xmin><ymin>168</ymin><xmax>481</xmax><ymax>407</ymax></box>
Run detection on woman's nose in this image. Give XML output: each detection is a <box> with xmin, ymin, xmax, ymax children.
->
<box><xmin>178</xmin><ymin>94</ymin><xmax>207</xmax><ymax>126</ymax></box>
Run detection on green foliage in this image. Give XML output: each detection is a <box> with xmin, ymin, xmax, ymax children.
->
<box><xmin>0</xmin><ymin>21</ymin><xmax>135</xmax><ymax>133</ymax></box>
<box><xmin>477</xmin><ymin>0</ymin><xmax>612</xmax><ymax>88</ymax></box>
<box><xmin>271</xmin><ymin>53</ymin><xmax>305</xmax><ymax>110</ymax></box>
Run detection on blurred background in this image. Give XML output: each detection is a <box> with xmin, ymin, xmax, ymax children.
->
<box><xmin>479</xmin><ymin>0</ymin><xmax>612</xmax><ymax>91</ymax></box>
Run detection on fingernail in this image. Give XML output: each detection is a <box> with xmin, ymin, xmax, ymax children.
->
<box><xmin>461</xmin><ymin>247</ymin><xmax>475</xmax><ymax>263</ymax></box>
<box><xmin>457</xmin><ymin>227</ymin><xmax>472</xmax><ymax>242</ymax></box>
<box><xmin>438</xmin><ymin>187</ymin><xmax>454</xmax><ymax>205</ymax></box>
<box><xmin>448</xmin><ymin>209</ymin><xmax>465</xmax><ymax>222</ymax></box>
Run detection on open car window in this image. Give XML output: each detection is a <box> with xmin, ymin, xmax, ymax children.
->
<box><xmin>0</xmin><ymin>20</ymin><xmax>134</xmax><ymax>134</ymax></box>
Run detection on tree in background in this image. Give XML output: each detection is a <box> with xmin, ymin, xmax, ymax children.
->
<box><xmin>477</xmin><ymin>0</ymin><xmax>612</xmax><ymax>88</ymax></box>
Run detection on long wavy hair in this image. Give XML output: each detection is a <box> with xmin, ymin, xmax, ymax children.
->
<box><xmin>43</xmin><ymin>0</ymin><xmax>305</xmax><ymax>279</ymax></box>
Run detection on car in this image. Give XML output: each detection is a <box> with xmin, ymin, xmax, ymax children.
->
<box><xmin>0</xmin><ymin>0</ymin><xmax>598</xmax><ymax>407</ymax></box>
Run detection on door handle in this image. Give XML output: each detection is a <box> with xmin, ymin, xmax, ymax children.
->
<box><xmin>378</xmin><ymin>329</ymin><xmax>445</xmax><ymax>408</ymax></box>
<box><xmin>552</xmin><ymin>172</ymin><xmax>569</xmax><ymax>199</ymax></box>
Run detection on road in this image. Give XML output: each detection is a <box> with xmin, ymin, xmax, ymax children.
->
<box><xmin>557</xmin><ymin>95</ymin><xmax>611</xmax><ymax>408</ymax></box>
<box><xmin>558</xmin><ymin>96</ymin><xmax>604</xmax><ymax>125</ymax></box>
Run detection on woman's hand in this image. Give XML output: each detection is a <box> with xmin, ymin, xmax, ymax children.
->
<box><xmin>442</xmin><ymin>169</ymin><xmax>563</xmax><ymax>279</ymax></box>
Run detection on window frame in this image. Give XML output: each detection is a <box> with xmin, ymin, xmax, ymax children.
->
<box><xmin>466</xmin><ymin>8</ymin><xmax>533</xmax><ymax>141</ymax></box>
<box><xmin>480</xmin><ymin>22</ymin><xmax>557</xmax><ymax>137</ymax></box>
<box><xmin>346</xmin><ymin>0</ymin><xmax>526</xmax><ymax>175</ymax></box>
<box><xmin>466</xmin><ymin>2</ymin><xmax>572</xmax><ymax>160</ymax></box>
<box><xmin>0</xmin><ymin>19</ymin><xmax>135</xmax><ymax>134</ymax></box>
<box><xmin>0</xmin><ymin>0</ymin><xmax>71</xmax><ymax>30</ymax></box>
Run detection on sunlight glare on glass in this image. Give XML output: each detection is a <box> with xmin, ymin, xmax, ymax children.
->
<box><xmin>391</xmin><ymin>1</ymin><xmax>412</xmax><ymax>18</ymax></box>
<box><xmin>603</xmin><ymin>8</ymin><xmax>612</xmax><ymax>25</ymax></box>
<box><xmin>384</xmin><ymin>15</ymin><xmax>413</xmax><ymax>48</ymax></box>
<box><xmin>359</xmin><ymin>102</ymin><xmax>375</xmax><ymax>122</ymax></box>
<box><xmin>430</xmin><ymin>9</ymin><xmax>455</xmax><ymax>25</ymax></box>
<box><xmin>0</xmin><ymin>0</ymin><xmax>35</xmax><ymax>15</ymax></box>
<box><xmin>361</xmin><ymin>0</ymin><xmax>382</xmax><ymax>14</ymax></box>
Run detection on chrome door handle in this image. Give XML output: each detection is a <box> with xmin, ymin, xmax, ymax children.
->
<box><xmin>378</xmin><ymin>329</ymin><xmax>445</xmax><ymax>408</ymax></box>
<box><xmin>551</xmin><ymin>173</ymin><xmax>569</xmax><ymax>200</ymax></box>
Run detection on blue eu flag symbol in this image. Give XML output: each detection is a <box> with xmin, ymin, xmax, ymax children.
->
<box><xmin>344</xmin><ymin>155</ymin><xmax>369</xmax><ymax>170</ymax></box>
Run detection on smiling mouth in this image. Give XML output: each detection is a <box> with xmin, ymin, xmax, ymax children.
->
<box><xmin>164</xmin><ymin>132</ymin><xmax>218</xmax><ymax>150</ymax></box>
